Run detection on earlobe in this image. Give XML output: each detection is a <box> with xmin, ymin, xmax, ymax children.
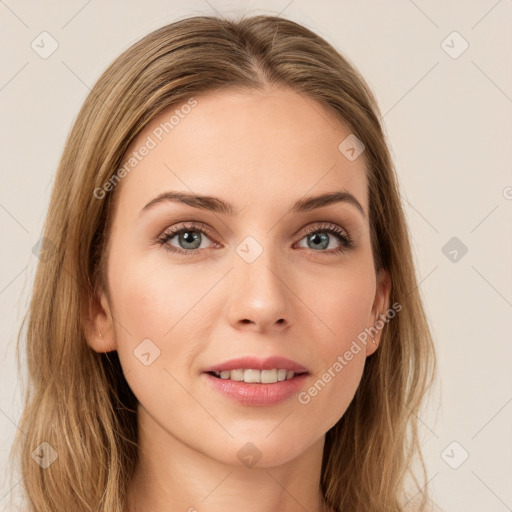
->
<box><xmin>366</xmin><ymin>269</ymin><xmax>392</xmax><ymax>357</ymax></box>
<box><xmin>83</xmin><ymin>290</ymin><xmax>117</xmax><ymax>353</ymax></box>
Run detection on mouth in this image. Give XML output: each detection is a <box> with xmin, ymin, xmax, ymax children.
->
<box><xmin>202</xmin><ymin>356</ymin><xmax>310</xmax><ymax>406</ymax></box>
<box><xmin>202</xmin><ymin>355</ymin><xmax>309</xmax><ymax>383</ymax></box>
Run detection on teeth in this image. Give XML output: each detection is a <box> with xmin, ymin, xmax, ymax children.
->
<box><xmin>243</xmin><ymin>369</ymin><xmax>260</xmax><ymax>383</ymax></box>
<box><xmin>213</xmin><ymin>368</ymin><xmax>300</xmax><ymax>383</ymax></box>
<box><xmin>260</xmin><ymin>369</ymin><xmax>277</xmax><ymax>384</ymax></box>
<box><xmin>229</xmin><ymin>369</ymin><xmax>244</xmax><ymax>381</ymax></box>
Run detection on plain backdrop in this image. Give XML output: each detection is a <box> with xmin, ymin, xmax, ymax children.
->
<box><xmin>1</xmin><ymin>1</ymin><xmax>511</xmax><ymax>511</ymax></box>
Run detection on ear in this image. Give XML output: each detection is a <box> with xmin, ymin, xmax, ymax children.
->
<box><xmin>83</xmin><ymin>289</ymin><xmax>117</xmax><ymax>353</ymax></box>
<box><xmin>365</xmin><ymin>268</ymin><xmax>391</xmax><ymax>356</ymax></box>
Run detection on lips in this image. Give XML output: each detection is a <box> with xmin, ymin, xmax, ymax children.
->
<box><xmin>202</xmin><ymin>356</ymin><xmax>309</xmax><ymax>406</ymax></box>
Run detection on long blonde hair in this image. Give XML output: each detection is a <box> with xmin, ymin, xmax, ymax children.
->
<box><xmin>11</xmin><ymin>14</ymin><xmax>437</xmax><ymax>512</ymax></box>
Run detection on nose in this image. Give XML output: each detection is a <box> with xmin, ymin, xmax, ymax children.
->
<box><xmin>225</xmin><ymin>246</ymin><xmax>291</xmax><ymax>333</ymax></box>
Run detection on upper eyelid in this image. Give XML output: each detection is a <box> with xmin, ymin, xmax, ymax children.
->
<box><xmin>162</xmin><ymin>221</ymin><xmax>215</xmax><ymax>236</ymax></box>
<box><xmin>300</xmin><ymin>222</ymin><xmax>349</xmax><ymax>235</ymax></box>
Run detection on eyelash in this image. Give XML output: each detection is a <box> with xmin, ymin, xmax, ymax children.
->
<box><xmin>157</xmin><ymin>221</ymin><xmax>354</xmax><ymax>256</ymax></box>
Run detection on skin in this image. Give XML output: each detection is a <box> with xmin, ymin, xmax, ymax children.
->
<box><xmin>85</xmin><ymin>86</ymin><xmax>390</xmax><ymax>512</ymax></box>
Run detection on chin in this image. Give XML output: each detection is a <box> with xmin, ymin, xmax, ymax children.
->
<box><xmin>204</xmin><ymin>433</ymin><xmax>319</xmax><ymax>469</ymax></box>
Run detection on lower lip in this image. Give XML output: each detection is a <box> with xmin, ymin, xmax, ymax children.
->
<box><xmin>202</xmin><ymin>372</ymin><xmax>309</xmax><ymax>407</ymax></box>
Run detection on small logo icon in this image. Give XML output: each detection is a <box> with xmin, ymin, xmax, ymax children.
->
<box><xmin>31</xmin><ymin>442</ymin><xmax>58</xmax><ymax>468</ymax></box>
<box><xmin>133</xmin><ymin>338</ymin><xmax>161</xmax><ymax>366</ymax></box>
<box><xmin>31</xmin><ymin>31</ymin><xmax>59</xmax><ymax>59</ymax></box>
<box><xmin>441</xmin><ymin>31</ymin><xmax>469</xmax><ymax>59</ymax></box>
<box><xmin>237</xmin><ymin>442</ymin><xmax>262</xmax><ymax>468</ymax></box>
<box><xmin>236</xmin><ymin>236</ymin><xmax>264</xmax><ymax>264</ymax></box>
<box><xmin>32</xmin><ymin>237</ymin><xmax>56</xmax><ymax>263</ymax></box>
<box><xmin>441</xmin><ymin>441</ymin><xmax>469</xmax><ymax>469</ymax></box>
<box><xmin>441</xmin><ymin>237</ymin><xmax>468</xmax><ymax>263</ymax></box>
<box><xmin>338</xmin><ymin>134</ymin><xmax>365</xmax><ymax>161</ymax></box>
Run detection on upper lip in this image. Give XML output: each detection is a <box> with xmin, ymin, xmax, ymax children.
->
<box><xmin>203</xmin><ymin>356</ymin><xmax>309</xmax><ymax>373</ymax></box>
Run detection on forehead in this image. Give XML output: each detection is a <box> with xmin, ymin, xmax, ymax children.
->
<box><xmin>115</xmin><ymin>86</ymin><xmax>368</xmax><ymax>221</ymax></box>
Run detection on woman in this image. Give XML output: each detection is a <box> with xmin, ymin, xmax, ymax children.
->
<box><xmin>12</xmin><ymin>14</ymin><xmax>437</xmax><ymax>512</ymax></box>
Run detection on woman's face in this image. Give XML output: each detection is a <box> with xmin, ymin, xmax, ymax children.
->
<box><xmin>93</xmin><ymin>86</ymin><xmax>389</xmax><ymax>467</ymax></box>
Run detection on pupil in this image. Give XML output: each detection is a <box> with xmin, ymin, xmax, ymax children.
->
<box><xmin>308</xmin><ymin>232</ymin><xmax>328</xmax><ymax>250</ymax></box>
<box><xmin>180</xmin><ymin>231</ymin><xmax>200</xmax><ymax>249</ymax></box>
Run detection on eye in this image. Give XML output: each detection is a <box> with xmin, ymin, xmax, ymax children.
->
<box><xmin>158</xmin><ymin>222</ymin><xmax>218</xmax><ymax>255</ymax></box>
<box><xmin>157</xmin><ymin>221</ymin><xmax>354</xmax><ymax>256</ymax></box>
<box><xmin>295</xmin><ymin>222</ymin><xmax>354</xmax><ymax>255</ymax></box>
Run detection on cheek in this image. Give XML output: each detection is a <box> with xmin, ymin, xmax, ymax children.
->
<box><xmin>106</xmin><ymin>248</ymin><xmax>222</xmax><ymax>395</ymax></box>
<box><xmin>297</xmin><ymin>257</ymin><xmax>376</xmax><ymax>347</ymax></box>
<box><xmin>105</xmin><ymin>249</ymin><xmax>178</xmax><ymax>376</ymax></box>
<box><xmin>108</xmin><ymin>246</ymin><xmax>218</xmax><ymax>340</ymax></box>
<box><xmin>106</xmin><ymin>252</ymin><xmax>209</xmax><ymax>437</ymax></box>
<box><xmin>295</xmin><ymin>289</ymin><xmax>371</xmax><ymax>435</ymax></box>
<box><xmin>292</xmin><ymin>260</ymin><xmax>375</xmax><ymax>427</ymax></box>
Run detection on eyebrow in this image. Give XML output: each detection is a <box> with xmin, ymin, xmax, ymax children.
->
<box><xmin>140</xmin><ymin>190</ymin><xmax>366</xmax><ymax>219</ymax></box>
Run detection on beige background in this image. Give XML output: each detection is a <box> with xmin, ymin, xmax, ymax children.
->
<box><xmin>1</xmin><ymin>1</ymin><xmax>511</xmax><ymax>510</ymax></box>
